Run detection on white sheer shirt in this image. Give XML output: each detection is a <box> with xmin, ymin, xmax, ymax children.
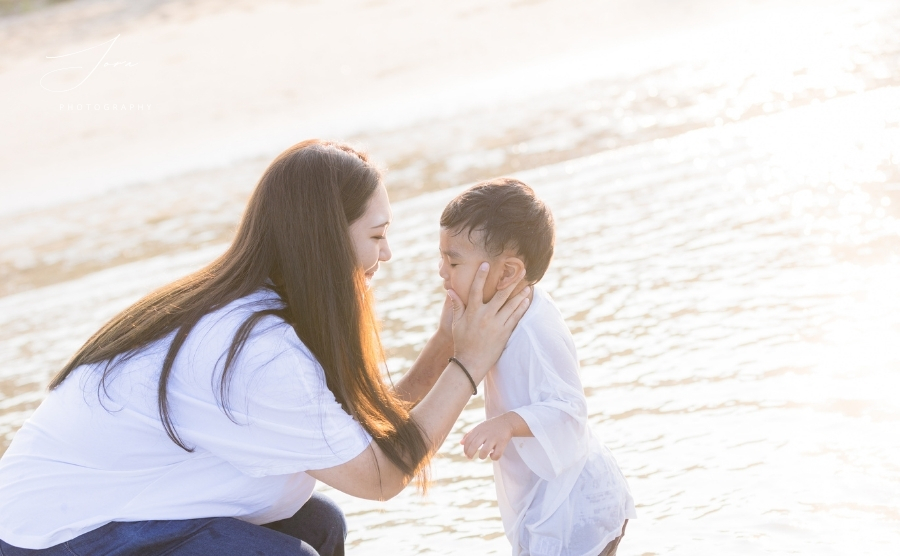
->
<box><xmin>485</xmin><ymin>286</ymin><xmax>637</xmax><ymax>556</ymax></box>
<box><xmin>0</xmin><ymin>288</ymin><xmax>372</xmax><ymax>549</ymax></box>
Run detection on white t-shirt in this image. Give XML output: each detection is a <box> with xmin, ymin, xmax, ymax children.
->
<box><xmin>485</xmin><ymin>286</ymin><xmax>637</xmax><ymax>556</ymax></box>
<box><xmin>0</xmin><ymin>288</ymin><xmax>372</xmax><ymax>549</ymax></box>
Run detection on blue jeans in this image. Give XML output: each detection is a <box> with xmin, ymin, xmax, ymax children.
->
<box><xmin>0</xmin><ymin>492</ymin><xmax>346</xmax><ymax>556</ymax></box>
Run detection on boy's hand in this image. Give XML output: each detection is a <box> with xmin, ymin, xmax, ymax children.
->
<box><xmin>461</xmin><ymin>415</ymin><xmax>515</xmax><ymax>461</ymax></box>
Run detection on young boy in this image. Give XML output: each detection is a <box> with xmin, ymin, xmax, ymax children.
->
<box><xmin>439</xmin><ymin>178</ymin><xmax>636</xmax><ymax>556</ymax></box>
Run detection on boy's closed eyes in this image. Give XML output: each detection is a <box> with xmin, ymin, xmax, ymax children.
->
<box><xmin>438</xmin><ymin>227</ymin><xmax>527</xmax><ymax>307</ymax></box>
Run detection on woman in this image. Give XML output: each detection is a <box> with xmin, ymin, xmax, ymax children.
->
<box><xmin>0</xmin><ymin>140</ymin><xmax>531</xmax><ymax>555</ymax></box>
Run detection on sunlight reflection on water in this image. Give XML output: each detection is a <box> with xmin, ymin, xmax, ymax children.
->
<box><xmin>343</xmin><ymin>88</ymin><xmax>900</xmax><ymax>555</ymax></box>
<box><xmin>4</xmin><ymin>87</ymin><xmax>895</xmax><ymax>555</ymax></box>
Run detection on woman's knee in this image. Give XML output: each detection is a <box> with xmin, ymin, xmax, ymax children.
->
<box><xmin>264</xmin><ymin>493</ymin><xmax>347</xmax><ymax>556</ymax></box>
<box><xmin>304</xmin><ymin>492</ymin><xmax>347</xmax><ymax>538</ymax></box>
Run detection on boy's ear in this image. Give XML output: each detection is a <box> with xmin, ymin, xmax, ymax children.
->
<box><xmin>497</xmin><ymin>256</ymin><xmax>526</xmax><ymax>290</ymax></box>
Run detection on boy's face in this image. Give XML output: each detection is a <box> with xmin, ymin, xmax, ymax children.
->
<box><xmin>439</xmin><ymin>227</ymin><xmax>506</xmax><ymax>306</ymax></box>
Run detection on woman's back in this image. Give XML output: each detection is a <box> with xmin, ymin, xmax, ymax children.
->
<box><xmin>0</xmin><ymin>140</ymin><xmax>535</xmax><ymax>554</ymax></box>
<box><xmin>0</xmin><ymin>288</ymin><xmax>371</xmax><ymax>550</ymax></box>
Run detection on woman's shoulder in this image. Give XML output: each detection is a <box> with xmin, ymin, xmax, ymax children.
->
<box><xmin>176</xmin><ymin>288</ymin><xmax>325</xmax><ymax>399</ymax></box>
<box><xmin>186</xmin><ymin>288</ymin><xmax>314</xmax><ymax>370</ymax></box>
<box><xmin>215</xmin><ymin>286</ymin><xmax>286</xmax><ymax>317</ymax></box>
<box><xmin>196</xmin><ymin>287</ymin><xmax>287</xmax><ymax>335</ymax></box>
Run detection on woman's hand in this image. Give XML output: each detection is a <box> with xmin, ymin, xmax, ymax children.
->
<box><xmin>447</xmin><ymin>262</ymin><xmax>531</xmax><ymax>384</ymax></box>
<box><xmin>437</xmin><ymin>293</ymin><xmax>454</xmax><ymax>343</ymax></box>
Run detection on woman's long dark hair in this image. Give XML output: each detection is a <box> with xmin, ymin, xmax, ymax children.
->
<box><xmin>49</xmin><ymin>140</ymin><xmax>431</xmax><ymax>485</ymax></box>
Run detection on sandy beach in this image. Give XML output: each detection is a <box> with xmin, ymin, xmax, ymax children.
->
<box><xmin>0</xmin><ymin>0</ymin><xmax>855</xmax><ymax>216</ymax></box>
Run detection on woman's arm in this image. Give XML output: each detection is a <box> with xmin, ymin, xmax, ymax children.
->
<box><xmin>392</xmin><ymin>296</ymin><xmax>454</xmax><ymax>405</ymax></box>
<box><xmin>309</xmin><ymin>356</ymin><xmax>483</xmax><ymax>500</ymax></box>
<box><xmin>308</xmin><ymin>263</ymin><xmax>531</xmax><ymax>500</ymax></box>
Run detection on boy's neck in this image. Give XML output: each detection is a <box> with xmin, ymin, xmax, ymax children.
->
<box><xmin>511</xmin><ymin>280</ymin><xmax>535</xmax><ymax>302</ymax></box>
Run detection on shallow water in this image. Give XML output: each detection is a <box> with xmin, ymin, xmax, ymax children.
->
<box><xmin>341</xmin><ymin>89</ymin><xmax>900</xmax><ymax>555</ymax></box>
<box><xmin>2</xmin><ymin>1</ymin><xmax>900</xmax><ymax>554</ymax></box>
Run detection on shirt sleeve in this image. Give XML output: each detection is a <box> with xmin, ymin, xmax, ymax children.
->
<box><xmin>507</xmin><ymin>326</ymin><xmax>590</xmax><ymax>481</ymax></box>
<box><xmin>170</xmin><ymin>319</ymin><xmax>373</xmax><ymax>478</ymax></box>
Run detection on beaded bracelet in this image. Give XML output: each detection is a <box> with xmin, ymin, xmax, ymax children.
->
<box><xmin>448</xmin><ymin>357</ymin><xmax>478</xmax><ymax>396</ymax></box>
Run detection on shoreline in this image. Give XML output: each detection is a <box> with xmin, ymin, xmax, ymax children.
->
<box><xmin>3</xmin><ymin>0</ymin><xmax>899</xmax><ymax>301</ymax></box>
<box><xmin>0</xmin><ymin>0</ymin><xmax>856</xmax><ymax>216</ymax></box>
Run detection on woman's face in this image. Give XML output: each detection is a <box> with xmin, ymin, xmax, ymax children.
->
<box><xmin>349</xmin><ymin>183</ymin><xmax>393</xmax><ymax>287</ymax></box>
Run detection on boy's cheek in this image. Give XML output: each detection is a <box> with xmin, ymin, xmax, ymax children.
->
<box><xmin>455</xmin><ymin>287</ymin><xmax>469</xmax><ymax>307</ymax></box>
<box><xmin>452</xmin><ymin>280</ymin><xmax>470</xmax><ymax>306</ymax></box>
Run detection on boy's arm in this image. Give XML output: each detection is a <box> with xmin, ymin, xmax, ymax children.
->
<box><xmin>499</xmin><ymin>328</ymin><xmax>590</xmax><ymax>476</ymax></box>
<box><xmin>461</xmin><ymin>410</ymin><xmax>533</xmax><ymax>460</ymax></box>
<box><xmin>503</xmin><ymin>410</ymin><xmax>534</xmax><ymax>437</ymax></box>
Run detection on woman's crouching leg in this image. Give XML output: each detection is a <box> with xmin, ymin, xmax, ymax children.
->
<box><xmin>6</xmin><ymin>517</ymin><xmax>321</xmax><ymax>556</ymax></box>
<box><xmin>263</xmin><ymin>492</ymin><xmax>347</xmax><ymax>556</ymax></box>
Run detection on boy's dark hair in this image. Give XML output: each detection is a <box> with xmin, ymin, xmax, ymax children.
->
<box><xmin>440</xmin><ymin>177</ymin><xmax>555</xmax><ymax>283</ymax></box>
